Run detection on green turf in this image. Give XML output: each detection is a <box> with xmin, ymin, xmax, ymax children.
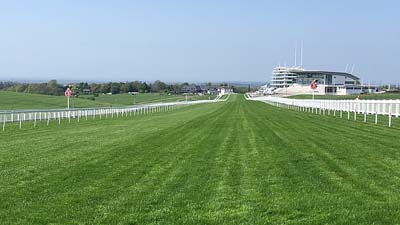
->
<box><xmin>81</xmin><ymin>93</ymin><xmax>217</xmax><ymax>106</ymax></box>
<box><xmin>0</xmin><ymin>91</ymin><xmax>216</xmax><ymax>110</ymax></box>
<box><xmin>0</xmin><ymin>91</ymin><xmax>109</xmax><ymax>110</ymax></box>
<box><xmin>287</xmin><ymin>93</ymin><xmax>400</xmax><ymax>100</ymax></box>
<box><xmin>1</xmin><ymin>95</ymin><xmax>400</xmax><ymax>224</ymax></box>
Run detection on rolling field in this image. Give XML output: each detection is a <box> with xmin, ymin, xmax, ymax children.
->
<box><xmin>0</xmin><ymin>91</ymin><xmax>215</xmax><ymax>110</ymax></box>
<box><xmin>287</xmin><ymin>93</ymin><xmax>400</xmax><ymax>100</ymax></box>
<box><xmin>0</xmin><ymin>91</ymin><xmax>109</xmax><ymax>110</ymax></box>
<box><xmin>1</xmin><ymin>95</ymin><xmax>400</xmax><ymax>224</ymax></box>
<box><xmin>83</xmin><ymin>93</ymin><xmax>216</xmax><ymax>106</ymax></box>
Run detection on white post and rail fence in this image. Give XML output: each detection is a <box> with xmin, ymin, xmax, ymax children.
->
<box><xmin>247</xmin><ymin>95</ymin><xmax>400</xmax><ymax>128</ymax></box>
<box><xmin>0</xmin><ymin>98</ymin><xmax>227</xmax><ymax>131</ymax></box>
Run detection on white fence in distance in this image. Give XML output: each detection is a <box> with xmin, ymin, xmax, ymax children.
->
<box><xmin>248</xmin><ymin>96</ymin><xmax>400</xmax><ymax>127</ymax></box>
<box><xmin>1</xmin><ymin>98</ymin><xmax>227</xmax><ymax>131</ymax></box>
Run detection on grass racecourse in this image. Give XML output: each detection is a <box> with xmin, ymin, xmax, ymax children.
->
<box><xmin>0</xmin><ymin>91</ymin><xmax>109</xmax><ymax>110</ymax></box>
<box><xmin>0</xmin><ymin>91</ymin><xmax>215</xmax><ymax>110</ymax></box>
<box><xmin>85</xmin><ymin>93</ymin><xmax>216</xmax><ymax>106</ymax></box>
<box><xmin>2</xmin><ymin>95</ymin><xmax>400</xmax><ymax>224</ymax></box>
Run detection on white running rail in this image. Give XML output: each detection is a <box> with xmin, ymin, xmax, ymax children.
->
<box><xmin>0</xmin><ymin>99</ymin><xmax>226</xmax><ymax>131</ymax></box>
<box><xmin>248</xmin><ymin>96</ymin><xmax>400</xmax><ymax>127</ymax></box>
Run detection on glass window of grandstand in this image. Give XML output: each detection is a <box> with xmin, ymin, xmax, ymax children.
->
<box><xmin>295</xmin><ymin>74</ymin><xmax>324</xmax><ymax>85</ymax></box>
<box><xmin>325</xmin><ymin>74</ymin><xmax>332</xmax><ymax>85</ymax></box>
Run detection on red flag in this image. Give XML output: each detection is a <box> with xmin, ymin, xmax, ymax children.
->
<box><xmin>65</xmin><ymin>88</ymin><xmax>72</xmax><ymax>97</ymax></box>
<box><xmin>311</xmin><ymin>80</ymin><xmax>318</xmax><ymax>90</ymax></box>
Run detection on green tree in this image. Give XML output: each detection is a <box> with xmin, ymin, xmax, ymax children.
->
<box><xmin>120</xmin><ymin>82</ymin><xmax>129</xmax><ymax>93</ymax></box>
<box><xmin>139</xmin><ymin>82</ymin><xmax>150</xmax><ymax>93</ymax></box>
<box><xmin>151</xmin><ymin>80</ymin><xmax>168</xmax><ymax>93</ymax></box>
<box><xmin>110</xmin><ymin>82</ymin><xmax>120</xmax><ymax>94</ymax></box>
<box><xmin>126</xmin><ymin>82</ymin><xmax>137</xmax><ymax>92</ymax></box>
<box><xmin>47</xmin><ymin>80</ymin><xmax>64</xmax><ymax>95</ymax></box>
<box><xmin>90</xmin><ymin>83</ymin><xmax>100</xmax><ymax>93</ymax></box>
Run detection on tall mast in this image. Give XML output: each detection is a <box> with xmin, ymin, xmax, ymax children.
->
<box><xmin>294</xmin><ymin>41</ymin><xmax>297</xmax><ymax>67</ymax></box>
<box><xmin>300</xmin><ymin>40</ymin><xmax>303</xmax><ymax>67</ymax></box>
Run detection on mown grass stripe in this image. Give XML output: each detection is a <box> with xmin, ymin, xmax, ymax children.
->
<box><xmin>1</xmin><ymin>95</ymin><xmax>400</xmax><ymax>224</ymax></box>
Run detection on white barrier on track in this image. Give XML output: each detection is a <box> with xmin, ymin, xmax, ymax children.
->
<box><xmin>247</xmin><ymin>96</ymin><xmax>400</xmax><ymax>127</ymax></box>
<box><xmin>0</xmin><ymin>98</ymin><xmax>227</xmax><ymax>131</ymax></box>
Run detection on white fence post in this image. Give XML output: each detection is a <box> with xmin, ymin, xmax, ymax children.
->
<box><xmin>2</xmin><ymin>115</ymin><xmax>6</xmax><ymax>131</ymax></box>
<box><xmin>347</xmin><ymin>102</ymin><xmax>350</xmax><ymax>121</ymax></box>
<box><xmin>389</xmin><ymin>103</ymin><xmax>393</xmax><ymax>127</ymax></box>
<box><xmin>252</xmin><ymin>96</ymin><xmax>400</xmax><ymax>128</ymax></box>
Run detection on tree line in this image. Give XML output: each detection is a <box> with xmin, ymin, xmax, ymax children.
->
<box><xmin>0</xmin><ymin>80</ymin><xmax>246</xmax><ymax>96</ymax></box>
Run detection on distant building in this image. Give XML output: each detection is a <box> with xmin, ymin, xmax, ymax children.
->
<box><xmin>268</xmin><ymin>66</ymin><xmax>362</xmax><ymax>95</ymax></box>
<box><xmin>181</xmin><ymin>85</ymin><xmax>202</xmax><ymax>94</ymax></box>
<box><xmin>82</xmin><ymin>89</ymin><xmax>91</xmax><ymax>94</ymax></box>
<box><xmin>181</xmin><ymin>85</ymin><xmax>220</xmax><ymax>94</ymax></box>
<box><xmin>205</xmin><ymin>87</ymin><xmax>219</xmax><ymax>95</ymax></box>
<box><xmin>218</xmin><ymin>87</ymin><xmax>233</xmax><ymax>96</ymax></box>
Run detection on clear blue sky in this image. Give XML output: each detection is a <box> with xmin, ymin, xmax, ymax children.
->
<box><xmin>0</xmin><ymin>0</ymin><xmax>399</xmax><ymax>83</ymax></box>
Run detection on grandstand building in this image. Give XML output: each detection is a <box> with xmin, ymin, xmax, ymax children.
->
<box><xmin>269</xmin><ymin>66</ymin><xmax>362</xmax><ymax>95</ymax></box>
